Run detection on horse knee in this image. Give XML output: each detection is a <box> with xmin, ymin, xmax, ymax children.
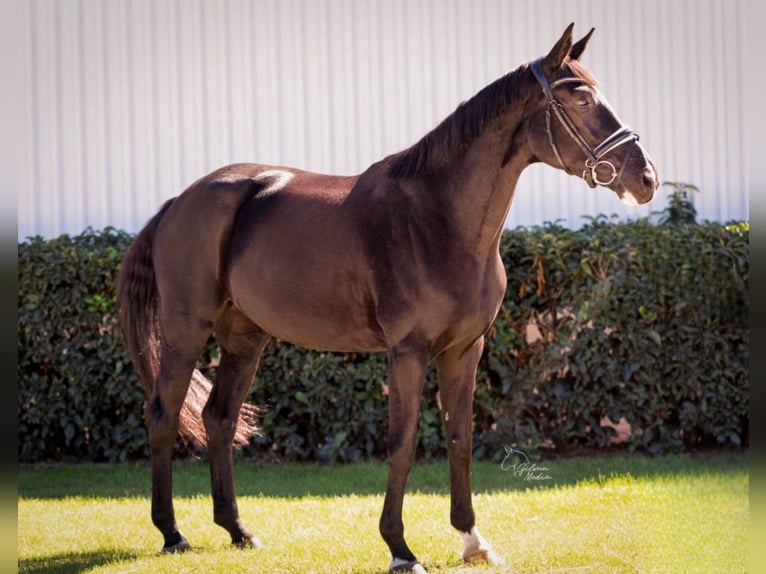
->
<box><xmin>447</xmin><ymin>426</ymin><xmax>473</xmax><ymax>459</ymax></box>
<box><xmin>202</xmin><ymin>407</ymin><xmax>238</xmax><ymax>446</ymax></box>
<box><xmin>146</xmin><ymin>397</ymin><xmax>181</xmax><ymax>449</ymax></box>
<box><xmin>145</xmin><ymin>395</ymin><xmax>165</xmax><ymax>427</ymax></box>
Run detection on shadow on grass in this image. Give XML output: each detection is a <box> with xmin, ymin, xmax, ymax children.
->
<box><xmin>19</xmin><ymin>449</ymin><xmax>747</xmax><ymax>500</ymax></box>
<box><xmin>18</xmin><ymin>549</ymin><xmax>140</xmax><ymax>574</ymax></box>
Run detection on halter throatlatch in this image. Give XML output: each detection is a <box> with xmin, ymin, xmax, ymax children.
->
<box><xmin>530</xmin><ymin>57</ymin><xmax>638</xmax><ymax>188</ymax></box>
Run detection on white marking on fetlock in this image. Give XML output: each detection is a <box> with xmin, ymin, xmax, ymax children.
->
<box><xmin>389</xmin><ymin>557</ymin><xmax>427</xmax><ymax>573</ymax></box>
<box><xmin>461</xmin><ymin>526</ymin><xmax>503</xmax><ymax>564</ymax></box>
<box><xmin>254</xmin><ymin>169</ymin><xmax>294</xmax><ymax>198</ymax></box>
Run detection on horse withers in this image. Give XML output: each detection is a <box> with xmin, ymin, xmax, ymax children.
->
<box><xmin>116</xmin><ymin>23</ymin><xmax>658</xmax><ymax>573</ymax></box>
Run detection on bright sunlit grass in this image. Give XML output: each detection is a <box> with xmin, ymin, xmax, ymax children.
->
<box><xmin>18</xmin><ymin>452</ymin><xmax>747</xmax><ymax>573</ymax></box>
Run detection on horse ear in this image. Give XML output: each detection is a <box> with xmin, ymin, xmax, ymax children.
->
<box><xmin>569</xmin><ymin>27</ymin><xmax>595</xmax><ymax>61</ymax></box>
<box><xmin>542</xmin><ymin>22</ymin><xmax>575</xmax><ymax>74</ymax></box>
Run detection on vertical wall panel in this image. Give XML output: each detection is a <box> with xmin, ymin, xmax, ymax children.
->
<box><xmin>19</xmin><ymin>0</ymin><xmax>749</xmax><ymax>240</ymax></box>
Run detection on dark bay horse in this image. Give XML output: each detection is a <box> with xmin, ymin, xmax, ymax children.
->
<box><xmin>116</xmin><ymin>23</ymin><xmax>658</xmax><ymax>572</ymax></box>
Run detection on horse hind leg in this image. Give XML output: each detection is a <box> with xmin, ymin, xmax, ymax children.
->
<box><xmin>149</xmin><ymin>268</ymin><xmax>225</xmax><ymax>552</ymax></box>
<box><xmin>203</xmin><ymin>308</ymin><xmax>270</xmax><ymax>548</ymax></box>
<box><xmin>148</xmin><ymin>325</ymin><xmax>213</xmax><ymax>553</ymax></box>
<box><xmin>141</xmin><ymin>171</ymin><xmax>263</xmax><ymax>552</ymax></box>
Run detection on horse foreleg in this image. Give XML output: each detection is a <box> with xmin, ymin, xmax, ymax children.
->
<box><xmin>203</xmin><ymin>326</ymin><xmax>269</xmax><ymax>548</ymax></box>
<box><xmin>434</xmin><ymin>337</ymin><xmax>502</xmax><ymax>565</ymax></box>
<box><xmin>380</xmin><ymin>345</ymin><xmax>429</xmax><ymax>573</ymax></box>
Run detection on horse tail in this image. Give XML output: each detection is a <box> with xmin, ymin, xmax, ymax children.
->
<box><xmin>116</xmin><ymin>198</ymin><xmax>256</xmax><ymax>448</ymax></box>
<box><xmin>116</xmin><ymin>199</ymin><xmax>172</xmax><ymax>398</ymax></box>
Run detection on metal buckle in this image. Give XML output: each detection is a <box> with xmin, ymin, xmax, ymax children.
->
<box><xmin>585</xmin><ymin>159</ymin><xmax>618</xmax><ymax>187</ymax></box>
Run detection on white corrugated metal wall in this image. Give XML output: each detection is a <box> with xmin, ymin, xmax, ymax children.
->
<box><xmin>18</xmin><ymin>0</ymin><xmax>749</xmax><ymax>240</ymax></box>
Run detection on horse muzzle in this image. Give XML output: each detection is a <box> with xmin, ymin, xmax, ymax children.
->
<box><xmin>618</xmin><ymin>158</ymin><xmax>660</xmax><ymax>206</ymax></box>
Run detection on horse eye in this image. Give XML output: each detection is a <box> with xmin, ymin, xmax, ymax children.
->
<box><xmin>568</xmin><ymin>86</ymin><xmax>592</xmax><ymax>108</ymax></box>
<box><xmin>575</xmin><ymin>94</ymin><xmax>592</xmax><ymax>107</ymax></box>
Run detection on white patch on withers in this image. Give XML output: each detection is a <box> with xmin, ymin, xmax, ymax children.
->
<box><xmin>461</xmin><ymin>527</ymin><xmax>503</xmax><ymax>565</ymax></box>
<box><xmin>214</xmin><ymin>172</ymin><xmax>250</xmax><ymax>185</ymax></box>
<box><xmin>253</xmin><ymin>169</ymin><xmax>294</xmax><ymax>198</ymax></box>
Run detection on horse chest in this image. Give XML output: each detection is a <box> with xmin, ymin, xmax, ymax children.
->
<box><xmin>373</xmin><ymin>254</ymin><xmax>506</xmax><ymax>349</ymax></box>
<box><xmin>447</xmin><ymin>264</ymin><xmax>507</xmax><ymax>334</ymax></box>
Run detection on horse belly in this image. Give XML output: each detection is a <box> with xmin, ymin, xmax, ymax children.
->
<box><xmin>242</xmin><ymin>295</ymin><xmax>384</xmax><ymax>353</ymax></box>
<box><xmin>226</xmin><ymin>247</ymin><xmax>384</xmax><ymax>353</ymax></box>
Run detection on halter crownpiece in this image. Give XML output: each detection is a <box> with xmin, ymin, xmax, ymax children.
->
<box><xmin>529</xmin><ymin>57</ymin><xmax>639</xmax><ymax>188</ymax></box>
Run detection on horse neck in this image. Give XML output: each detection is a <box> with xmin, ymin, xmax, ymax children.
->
<box><xmin>433</xmin><ymin>108</ymin><xmax>532</xmax><ymax>259</ymax></box>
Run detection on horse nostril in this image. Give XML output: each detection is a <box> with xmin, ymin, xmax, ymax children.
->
<box><xmin>642</xmin><ymin>168</ymin><xmax>658</xmax><ymax>191</ymax></box>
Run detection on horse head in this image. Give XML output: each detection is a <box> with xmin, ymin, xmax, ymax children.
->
<box><xmin>525</xmin><ymin>23</ymin><xmax>659</xmax><ymax>206</ymax></box>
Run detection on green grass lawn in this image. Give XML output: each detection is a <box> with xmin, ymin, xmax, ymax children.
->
<box><xmin>18</xmin><ymin>451</ymin><xmax>748</xmax><ymax>573</ymax></box>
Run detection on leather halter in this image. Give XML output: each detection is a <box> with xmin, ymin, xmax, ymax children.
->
<box><xmin>530</xmin><ymin>57</ymin><xmax>638</xmax><ymax>188</ymax></box>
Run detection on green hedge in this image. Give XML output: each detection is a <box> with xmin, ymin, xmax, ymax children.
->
<box><xmin>17</xmin><ymin>218</ymin><xmax>749</xmax><ymax>463</ymax></box>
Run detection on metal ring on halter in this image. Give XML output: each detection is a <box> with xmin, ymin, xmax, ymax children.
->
<box><xmin>586</xmin><ymin>159</ymin><xmax>618</xmax><ymax>186</ymax></box>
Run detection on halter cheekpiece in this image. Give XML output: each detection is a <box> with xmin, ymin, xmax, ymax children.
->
<box><xmin>530</xmin><ymin>57</ymin><xmax>638</xmax><ymax>188</ymax></box>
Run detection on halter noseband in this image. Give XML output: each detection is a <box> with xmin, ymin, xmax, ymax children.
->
<box><xmin>530</xmin><ymin>57</ymin><xmax>638</xmax><ymax>188</ymax></box>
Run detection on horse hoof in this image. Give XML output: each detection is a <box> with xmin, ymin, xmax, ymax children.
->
<box><xmin>234</xmin><ymin>535</ymin><xmax>263</xmax><ymax>550</ymax></box>
<box><xmin>464</xmin><ymin>546</ymin><xmax>502</xmax><ymax>564</ymax></box>
<box><xmin>389</xmin><ymin>558</ymin><xmax>427</xmax><ymax>573</ymax></box>
<box><xmin>461</xmin><ymin>526</ymin><xmax>503</xmax><ymax>565</ymax></box>
<box><xmin>161</xmin><ymin>536</ymin><xmax>191</xmax><ymax>554</ymax></box>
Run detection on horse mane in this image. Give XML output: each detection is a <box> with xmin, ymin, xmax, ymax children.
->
<box><xmin>386</xmin><ymin>62</ymin><xmax>534</xmax><ymax>178</ymax></box>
